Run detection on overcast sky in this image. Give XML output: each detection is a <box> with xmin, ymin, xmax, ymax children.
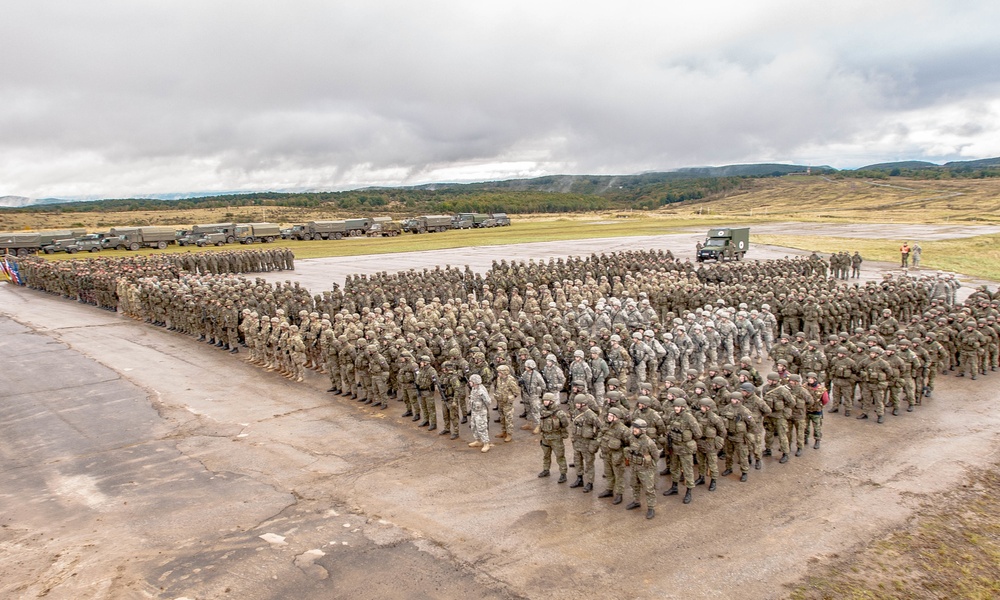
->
<box><xmin>2</xmin><ymin>1</ymin><xmax>999</xmax><ymax>199</ymax></box>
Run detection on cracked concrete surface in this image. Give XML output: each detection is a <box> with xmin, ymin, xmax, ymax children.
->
<box><xmin>2</xmin><ymin>230</ymin><xmax>1000</xmax><ymax>599</ymax></box>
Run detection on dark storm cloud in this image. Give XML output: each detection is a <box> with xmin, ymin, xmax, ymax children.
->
<box><xmin>1</xmin><ymin>1</ymin><xmax>999</xmax><ymax>198</ymax></box>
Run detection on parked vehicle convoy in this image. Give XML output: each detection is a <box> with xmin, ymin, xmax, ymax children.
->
<box><xmin>7</xmin><ymin>212</ymin><xmax>511</xmax><ymax>256</ymax></box>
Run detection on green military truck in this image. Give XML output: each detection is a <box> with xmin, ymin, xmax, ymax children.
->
<box><xmin>696</xmin><ymin>227</ymin><xmax>750</xmax><ymax>262</ymax></box>
<box><xmin>292</xmin><ymin>220</ymin><xmax>348</xmax><ymax>241</ymax></box>
<box><xmin>121</xmin><ymin>226</ymin><xmax>177</xmax><ymax>250</ymax></box>
<box><xmin>403</xmin><ymin>215</ymin><xmax>453</xmax><ymax>234</ymax></box>
<box><xmin>235</xmin><ymin>222</ymin><xmax>280</xmax><ymax>244</ymax></box>
<box><xmin>366</xmin><ymin>217</ymin><xmax>401</xmax><ymax>237</ymax></box>
<box><xmin>0</xmin><ymin>229</ymin><xmax>87</xmax><ymax>256</ymax></box>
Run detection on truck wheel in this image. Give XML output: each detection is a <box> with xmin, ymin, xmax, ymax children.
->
<box><xmin>44</xmin><ymin>247</ymin><xmax>54</xmax><ymax>254</ymax></box>
<box><xmin>334</xmin><ymin>232</ymin><xmax>342</xmax><ymax>240</ymax></box>
<box><xmin>129</xmin><ymin>242</ymin><xmax>140</xmax><ymax>251</ymax></box>
<box><xmin>90</xmin><ymin>247</ymin><xmax>100</xmax><ymax>252</ymax></box>
<box><xmin>157</xmin><ymin>241</ymin><xmax>167</xmax><ymax>249</ymax></box>
<box><xmin>68</xmin><ymin>248</ymin><xmax>78</xmax><ymax>254</ymax></box>
<box><xmin>17</xmin><ymin>248</ymin><xmax>29</xmax><ymax>257</ymax></box>
<box><xmin>265</xmin><ymin>237</ymin><xmax>274</xmax><ymax>243</ymax></box>
<box><xmin>226</xmin><ymin>236</ymin><xmax>235</xmax><ymax>244</ymax></box>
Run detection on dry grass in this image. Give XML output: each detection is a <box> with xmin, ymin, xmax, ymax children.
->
<box><xmin>789</xmin><ymin>469</ymin><xmax>1000</xmax><ymax>600</ymax></box>
<box><xmin>676</xmin><ymin>176</ymin><xmax>1000</xmax><ymax>223</ymax></box>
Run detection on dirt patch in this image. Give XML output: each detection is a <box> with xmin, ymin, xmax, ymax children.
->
<box><xmin>789</xmin><ymin>464</ymin><xmax>1000</xmax><ymax>600</ymax></box>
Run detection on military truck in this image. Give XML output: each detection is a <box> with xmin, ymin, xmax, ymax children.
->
<box><xmin>75</xmin><ymin>234</ymin><xmax>104</xmax><ymax>252</ymax></box>
<box><xmin>696</xmin><ymin>227</ymin><xmax>750</xmax><ymax>262</ymax></box>
<box><xmin>491</xmin><ymin>213</ymin><xmax>511</xmax><ymax>226</ymax></box>
<box><xmin>121</xmin><ymin>226</ymin><xmax>177</xmax><ymax>251</ymax></box>
<box><xmin>366</xmin><ymin>217</ymin><xmax>401</xmax><ymax>237</ymax></box>
<box><xmin>292</xmin><ymin>220</ymin><xmax>348</xmax><ymax>241</ymax></box>
<box><xmin>404</xmin><ymin>215</ymin><xmax>453</xmax><ymax>234</ymax></box>
<box><xmin>235</xmin><ymin>222</ymin><xmax>280</xmax><ymax>244</ymax></box>
<box><xmin>344</xmin><ymin>217</ymin><xmax>373</xmax><ymax>237</ymax></box>
<box><xmin>0</xmin><ymin>229</ymin><xmax>87</xmax><ymax>256</ymax></box>
<box><xmin>195</xmin><ymin>232</ymin><xmax>227</xmax><ymax>247</ymax></box>
<box><xmin>191</xmin><ymin>223</ymin><xmax>238</xmax><ymax>244</ymax></box>
<box><xmin>104</xmin><ymin>227</ymin><xmax>137</xmax><ymax>249</ymax></box>
<box><xmin>42</xmin><ymin>238</ymin><xmax>82</xmax><ymax>254</ymax></box>
<box><xmin>456</xmin><ymin>212</ymin><xmax>492</xmax><ymax>228</ymax></box>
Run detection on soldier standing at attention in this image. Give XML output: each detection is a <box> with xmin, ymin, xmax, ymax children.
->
<box><xmin>493</xmin><ymin>365</ymin><xmax>520</xmax><ymax>442</ymax></box>
<box><xmin>598</xmin><ymin>407</ymin><xmax>630</xmax><ymax>504</ymax></box>
<box><xmin>625</xmin><ymin>418</ymin><xmax>659</xmax><ymax>519</ymax></box>
<box><xmin>719</xmin><ymin>392</ymin><xmax>754</xmax><ymax>482</ymax></box>
<box><xmin>694</xmin><ymin>398</ymin><xmax>726</xmax><ymax>491</ymax></box>
<box><xmin>569</xmin><ymin>395</ymin><xmax>601</xmax><ymax>492</ymax></box>
<box><xmin>398</xmin><ymin>352</ymin><xmax>420</xmax><ymax>420</ymax></box>
<box><xmin>804</xmin><ymin>372</ymin><xmax>827</xmax><ymax>449</ymax></box>
<box><xmin>415</xmin><ymin>355</ymin><xmax>438</xmax><ymax>430</ymax></box>
<box><xmin>537</xmin><ymin>393</ymin><xmax>570</xmax><ymax>483</ymax></box>
<box><xmin>520</xmin><ymin>359</ymin><xmax>546</xmax><ymax>433</ymax></box>
<box><xmin>663</xmin><ymin>398</ymin><xmax>703</xmax><ymax>504</ymax></box>
<box><xmin>851</xmin><ymin>252</ymin><xmax>863</xmax><ymax>278</ymax></box>
<box><xmin>467</xmin><ymin>374</ymin><xmax>492</xmax><ymax>452</ymax></box>
<box><xmin>367</xmin><ymin>344</ymin><xmax>390</xmax><ymax>409</ymax></box>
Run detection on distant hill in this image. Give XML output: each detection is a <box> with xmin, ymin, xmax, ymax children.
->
<box><xmin>0</xmin><ymin>195</ymin><xmax>34</xmax><ymax>208</ymax></box>
<box><xmin>943</xmin><ymin>157</ymin><xmax>1000</xmax><ymax>169</ymax></box>
<box><xmin>675</xmin><ymin>163</ymin><xmax>835</xmax><ymax>177</ymax></box>
<box><xmin>858</xmin><ymin>160</ymin><xmax>938</xmax><ymax>170</ymax></box>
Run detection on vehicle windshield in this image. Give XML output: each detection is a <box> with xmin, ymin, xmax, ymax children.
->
<box><xmin>705</xmin><ymin>239</ymin><xmax>727</xmax><ymax>247</ymax></box>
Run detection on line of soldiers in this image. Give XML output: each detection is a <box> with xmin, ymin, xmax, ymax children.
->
<box><xmin>826</xmin><ymin>251</ymin><xmax>863</xmax><ymax>280</ymax></box>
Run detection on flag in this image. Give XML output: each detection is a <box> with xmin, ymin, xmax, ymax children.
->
<box><xmin>2</xmin><ymin>257</ymin><xmax>22</xmax><ymax>285</ymax></box>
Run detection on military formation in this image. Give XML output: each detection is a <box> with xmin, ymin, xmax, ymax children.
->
<box><xmin>9</xmin><ymin>246</ymin><xmax>997</xmax><ymax>520</ymax></box>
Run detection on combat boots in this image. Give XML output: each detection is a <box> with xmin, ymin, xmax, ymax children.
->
<box><xmin>469</xmin><ymin>441</ymin><xmax>483</xmax><ymax>448</ymax></box>
<box><xmin>583</xmin><ymin>483</ymin><xmax>593</xmax><ymax>493</ymax></box>
<box><xmin>708</xmin><ymin>479</ymin><xmax>717</xmax><ymax>491</ymax></box>
<box><xmin>694</xmin><ymin>476</ymin><xmax>705</xmax><ymax>486</ymax></box>
<box><xmin>625</xmin><ymin>501</ymin><xmax>641</xmax><ymax>510</ymax></box>
<box><xmin>557</xmin><ymin>473</ymin><xmax>567</xmax><ymax>483</ymax></box>
<box><xmin>612</xmin><ymin>494</ymin><xmax>623</xmax><ymax>505</ymax></box>
<box><xmin>663</xmin><ymin>483</ymin><xmax>678</xmax><ymax>496</ymax></box>
<box><xmin>598</xmin><ymin>490</ymin><xmax>613</xmax><ymax>498</ymax></box>
<box><xmin>814</xmin><ymin>439</ymin><xmax>821</xmax><ymax>449</ymax></box>
<box><xmin>779</xmin><ymin>453</ymin><xmax>789</xmax><ymax>463</ymax></box>
<box><xmin>481</xmin><ymin>443</ymin><xmax>490</xmax><ymax>453</ymax></box>
<box><xmin>683</xmin><ymin>489</ymin><xmax>692</xmax><ymax>504</ymax></box>
<box><xmin>537</xmin><ymin>469</ymin><xmax>550</xmax><ymax>478</ymax></box>
<box><xmin>646</xmin><ymin>508</ymin><xmax>655</xmax><ymax>520</ymax></box>
<box><xmin>570</xmin><ymin>476</ymin><xmax>584</xmax><ymax>488</ymax></box>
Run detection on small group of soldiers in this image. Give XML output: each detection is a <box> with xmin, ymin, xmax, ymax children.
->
<box><xmin>826</xmin><ymin>251</ymin><xmax>863</xmax><ymax>279</ymax></box>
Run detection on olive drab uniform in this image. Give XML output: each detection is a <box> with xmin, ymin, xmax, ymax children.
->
<box><xmin>786</xmin><ymin>381</ymin><xmax>810</xmax><ymax>453</ymax></box>
<box><xmin>828</xmin><ymin>352</ymin><xmax>857</xmax><ymax>414</ymax></box>
<box><xmin>494</xmin><ymin>370</ymin><xmax>521</xmax><ymax>440</ymax></box>
<box><xmin>539</xmin><ymin>400</ymin><xmax>571</xmax><ymax>479</ymax></box>
<box><xmin>859</xmin><ymin>351</ymin><xmax>891</xmax><ymax>419</ymax></box>
<box><xmin>438</xmin><ymin>362</ymin><xmax>463</xmax><ymax>436</ymax></box>
<box><xmin>599</xmin><ymin>416</ymin><xmax>631</xmax><ymax>498</ymax></box>
<box><xmin>762</xmin><ymin>381</ymin><xmax>793</xmax><ymax>458</ymax></box>
<box><xmin>719</xmin><ymin>398</ymin><xmax>754</xmax><ymax>477</ymax></box>
<box><xmin>368</xmin><ymin>347</ymin><xmax>390</xmax><ymax>407</ymax></box>
<box><xmin>665</xmin><ymin>405</ymin><xmax>702</xmax><ymax>491</ymax></box>
<box><xmin>415</xmin><ymin>360</ymin><xmax>439</xmax><ymax>428</ymax></box>
<box><xmin>398</xmin><ymin>355</ymin><xmax>420</xmax><ymax>419</ymax></box>
<box><xmin>695</xmin><ymin>404</ymin><xmax>727</xmax><ymax>484</ymax></box>
<box><xmin>571</xmin><ymin>404</ymin><xmax>602</xmax><ymax>489</ymax></box>
<box><xmin>627</xmin><ymin>430</ymin><xmax>659</xmax><ymax>510</ymax></box>
<box><xmin>805</xmin><ymin>381</ymin><xmax>827</xmax><ymax>447</ymax></box>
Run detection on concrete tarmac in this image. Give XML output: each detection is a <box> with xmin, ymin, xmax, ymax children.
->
<box><xmin>1</xmin><ymin>230</ymin><xmax>999</xmax><ymax>599</ymax></box>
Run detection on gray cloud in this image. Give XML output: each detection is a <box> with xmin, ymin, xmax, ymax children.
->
<box><xmin>2</xmin><ymin>1</ymin><xmax>999</xmax><ymax>198</ymax></box>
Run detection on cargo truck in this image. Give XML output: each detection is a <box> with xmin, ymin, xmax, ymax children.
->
<box><xmin>344</xmin><ymin>217</ymin><xmax>373</xmax><ymax>237</ymax></box>
<box><xmin>404</xmin><ymin>215</ymin><xmax>453</xmax><ymax>233</ymax></box>
<box><xmin>121</xmin><ymin>226</ymin><xmax>177</xmax><ymax>251</ymax></box>
<box><xmin>191</xmin><ymin>223</ymin><xmax>238</xmax><ymax>244</ymax></box>
<box><xmin>292</xmin><ymin>221</ymin><xmax>348</xmax><ymax>241</ymax></box>
<box><xmin>0</xmin><ymin>229</ymin><xmax>87</xmax><ymax>256</ymax></box>
<box><xmin>696</xmin><ymin>227</ymin><xmax>750</xmax><ymax>262</ymax></box>
<box><xmin>235</xmin><ymin>222</ymin><xmax>280</xmax><ymax>244</ymax></box>
<box><xmin>366</xmin><ymin>217</ymin><xmax>401</xmax><ymax>237</ymax></box>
